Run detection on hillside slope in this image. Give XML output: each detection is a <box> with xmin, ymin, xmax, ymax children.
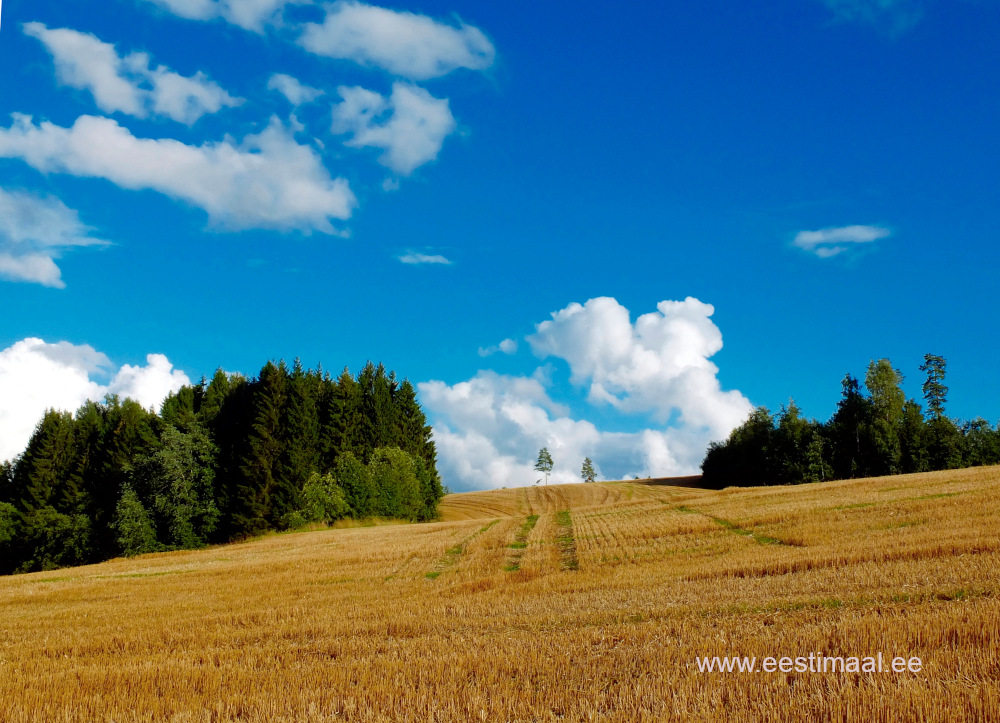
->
<box><xmin>2</xmin><ymin>467</ymin><xmax>999</xmax><ymax>721</ymax></box>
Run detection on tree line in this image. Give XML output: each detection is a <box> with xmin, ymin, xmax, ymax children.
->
<box><xmin>0</xmin><ymin>359</ymin><xmax>443</xmax><ymax>574</ymax></box>
<box><xmin>701</xmin><ymin>354</ymin><xmax>1000</xmax><ymax>487</ymax></box>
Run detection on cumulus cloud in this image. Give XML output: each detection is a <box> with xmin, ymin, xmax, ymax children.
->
<box><xmin>298</xmin><ymin>1</ymin><xmax>495</xmax><ymax>80</ymax></box>
<box><xmin>140</xmin><ymin>0</ymin><xmax>304</xmax><ymax>32</ymax></box>
<box><xmin>420</xmin><ymin>297</ymin><xmax>752</xmax><ymax>492</ymax></box>
<box><xmin>817</xmin><ymin>0</ymin><xmax>926</xmax><ymax>33</ymax></box>
<box><xmin>0</xmin><ymin>114</ymin><xmax>356</xmax><ymax>232</ymax></box>
<box><xmin>793</xmin><ymin>224</ymin><xmax>890</xmax><ymax>258</ymax></box>
<box><xmin>0</xmin><ymin>187</ymin><xmax>109</xmax><ymax>288</ymax></box>
<box><xmin>478</xmin><ymin>338</ymin><xmax>517</xmax><ymax>357</ymax></box>
<box><xmin>0</xmin><ymin>338</ymin><xmax>189</xmax><ymax>462</ymax></box>
<box><xmin>528</xmin><ymin>297</ymin><xmax>751</xmax><ymax>435</ymax></box>
<box><xmin>268</xmin><ymin>73</ymin><xmax>323</xmax><ymax>106</ymax></box>
<box><xmin>24</xmin><ymin>22</ymin><xmax>241</xmax><ymax>125</ymax></box>
<box><xmin>332</xmin><ymin>83</ymin><xmax>456</xmax><ymax>175</ymax></box>
<box><xmin>397</xmin><ymin>251</ymin><xmax>452</xmax><ymax>265</ymax></box>
<box><xmin>106</xmin><ymin>353</ymin><xmax>191</xmax><ymax>408</ymax></box>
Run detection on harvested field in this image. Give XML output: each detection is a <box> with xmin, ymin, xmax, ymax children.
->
<box><xmin>2</xmin><ymin>466</ymin><xmax>999</xmax><ymax>721</ymax></box>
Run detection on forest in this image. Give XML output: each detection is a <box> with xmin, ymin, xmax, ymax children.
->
<box><xmin>702</xmin><ymin>354</ymin><xmax>1000</xmax><ymax>487</ymax></box>
<box><xmin>0</xmin><ymin>360</ymin><xmax>443</xmax><ymax>574</ymax></box>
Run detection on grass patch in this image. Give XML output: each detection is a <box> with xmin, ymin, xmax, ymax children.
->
<box><xmin>681</xmin><ymin>506</ymin><xmax>797</xmax><ymax>546</ymax></box>
<box><xmin>556</xmin><ymin>510</ymin><xmax>579</xmax><ymax>571</ymax></box>
<box><xmin>426</xmin><ymin>519</ymin><xmax>500</xmax><ymax>580</ymax></box>
<box><xmin>504</xmin><ymin>515</ymin><xmax>540</xmax><ymax>573</ymax></box>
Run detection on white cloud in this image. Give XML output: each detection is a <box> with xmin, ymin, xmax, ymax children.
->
<box><xmin>332</xmin><ymin>83</ymin><xmax>456</xmax><ymax>175</ymax></box>
<box><xmin>268</xmin><ymin>73</ymin><xmax>323</xmax><ymax>106</ymax></box>
<box><xmin>107</xmin><ymin>353</ymin><xmax>191</xmax><ymax>409</ymax></box>
<box><xmin>420</xmin><ymin>297</ymin><xmax>752</xmax><ymax>492</ymax></box>
<box><xmin>0</xmin><ymin>339</ymin><xmax>190</xmax><ymax>462</ymax></box>
<box><xmin>24</xmin><ymin>22</ymin><xmax>241</xmax><ymax>125</ymax></box>
<box><xmin>397</xmin><ymin>251</ymin><xmax>452</xmax><ymax>265</ymax></box>
<box><xmin>0</xmin><ymin>114</ymin><xmax>356</xmax><ymax>233</ymax></box>
<box><xmin>528</xmin><ymin>297</ymin><xmax>751</xmax><ymax>435</ymax></box>
<box><xmin>298</xmin><ymin>1</ymin><xmax>495</xmax><ymax>80</ymax></box>
<box><xmin>478</xmin><ymin>338</ymin><xmax>517</xmax><ymax>357</ymax></box>
<box><xmin>793</xmin><ymin>224</ymin><xmax>890</xmax><ymax>258</ymax></box>
<box><xmin>0</xmin><ymin>187</ymin><xmax>109</xmax><ymax>288</ymax></box>
<box><xmin>140</xmin><ymin>0</ymin><xmax>304</xmax><ymax>32</ymax></box>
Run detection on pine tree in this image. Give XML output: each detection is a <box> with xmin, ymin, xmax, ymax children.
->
<box><xmin>535</xmin><ymin>447</ymin><xmax>554</xmax><ymax>485</ymax></box>
<box><xmin>920</xmin><ymin>354</ymin><xmax>948</xmax><ymax>420</ymax></box>
<box><xmin>581</xmin><ymin>457</ymin><xmax>596</xmax><ymax>483</ymax></box>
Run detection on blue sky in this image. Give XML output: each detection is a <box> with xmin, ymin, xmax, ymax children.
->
<box><xmin>1</xmin><ymin>0</ymin><xmax>998</xmax><ymax>490</ymax></box>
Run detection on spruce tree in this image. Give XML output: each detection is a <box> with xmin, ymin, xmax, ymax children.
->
<box><xmin>235</xmin><ymin>361</ymin><xmax>287</xmax><ymax>534</ymax></box>
<box><xmin>14</xmin><ymin>409</ymin><xmax>81</xmax><ymax>514</ymax></box>
<box><xmin>581</xmin><ymin>457</ymin><xmax>596</xmax><ymax>483</ymax></box>
<box><xmin>279</xmin><ymin>359</ymin><xmax>321</xmax><ymax>496</ymax></box>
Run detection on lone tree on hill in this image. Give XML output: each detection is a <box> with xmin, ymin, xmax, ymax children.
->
<box><xmin>534</xmin><ymin>447</ymin><xmax>553</xmax><ymax>485</ymax></box>
<box><xmin>581</xmin><ymin>457</ymin><xmax>596</xmax><ymax>483</ymax></box>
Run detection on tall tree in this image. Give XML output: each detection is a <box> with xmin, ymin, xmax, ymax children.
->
<box><xmin>13</xmin><ymin>410</ymin><xmax>82</xmax><ymax>515</ymax></box>
<box><xmin>899</xmin><ymin>399</ymin><xmax>929</xmax><ymax>473</ymax></box>
<box><xmin>535</xmin><ymin>447</ymin><xmax>554</xmax><ymax>485</ymax></box>
<box><xmin>828</xmin><ymin>375</ymin><xmax>875</xmax><ymax>479</ymax></box>
<box><xmin>132</xmin><ymin>423</ymin><xmax>219</xmax><ymax>549</ymax></box>
<box><xmin>920</xmin><ymin>354</ymin><xmax>948</xmax><ymax>420</ymax></box>
<box><xmin>235</xmin><ymin>361</ymin><xmax>288</xmax><ymax>535</ymax></box>
<box><xmin>320</xmin><ymin>367</ymin><xmax>364</xmax><ymax>469</ymax></box>
<box><xmin>85</xmin><ymin>397</ymin><xmax>161</xmax><ymax>559</ymax></box>
<box><xmin>701</xmin><ymin>406</ymin><xmax>777</xmax><ymax>487</ymax></box>
<box><xmin>581</xmin><ymin>457</ymin><xmax>596</xmax><ymax>483</ymax></box>
<box><xmin>865</xmin><ymin>359</ymin><xmax>905</xmax><ymax>475</ymax></box>
<box><xmin>278</xmin><ymin>359</ymin><xmax>321</xmax><ymax>495</ymax></box>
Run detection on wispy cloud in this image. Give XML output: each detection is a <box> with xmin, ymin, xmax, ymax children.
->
<box><xmin>298</xmin><ymin>0</ymin><xmax>495</xmax><ymax>80</ymax></box>
<box><xmin>267</xmin><ymin>73</ymin><xmax>323</xmax><ymax>106</ymax></box>
<box><xmin>0</xmin><ymin>114</ymin><xmax>356</xmax><ymax>233</ymax></box>
<box><xmin>816</xmin><ymin>0</ymin><xmax>927</xmax><ymax>34</ymax></box>
<box><xmin>139</xmin><ymin>0</ymin><xmax>304</xmax><ymax>32</ymax></box>
<box><xmin>0</xmin><ymin>187</ymin><xmax>109</xmax><ymax>288</ymax></box>
<box><xmin>478</xmin><ymin>338</ymin><xmax>518</xmax><ymax>357</ymax></box>
<box><xmin>333</xmin><ymin>83</ymin><xmax>457</xmax><ymax>175</ymax></box>
<box><xmin>24</xmin><ymin>22</ymin><xmax>241</xmax><ymax>125</ymax></box>
<box><xmin>397</xmin><ymin>251</ymin><xmax>452</xmax><ymax>265</ymax></box>
<box><xmin>793</xmin><ymin>224</ymin><xmax>890</xmax><ymax>258</ymax></box>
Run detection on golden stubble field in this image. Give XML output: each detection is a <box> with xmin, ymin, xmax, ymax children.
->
<box><xmin>2</xmin><ymin>467</ymin><xmax>1000</xmax><ymax>722</ymax></box>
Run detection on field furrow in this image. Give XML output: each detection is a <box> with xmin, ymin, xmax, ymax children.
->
<box><xmin>3</xmin><ymin>466</ymin><xmax>1000</xmax><ymax>721</ymax></box>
